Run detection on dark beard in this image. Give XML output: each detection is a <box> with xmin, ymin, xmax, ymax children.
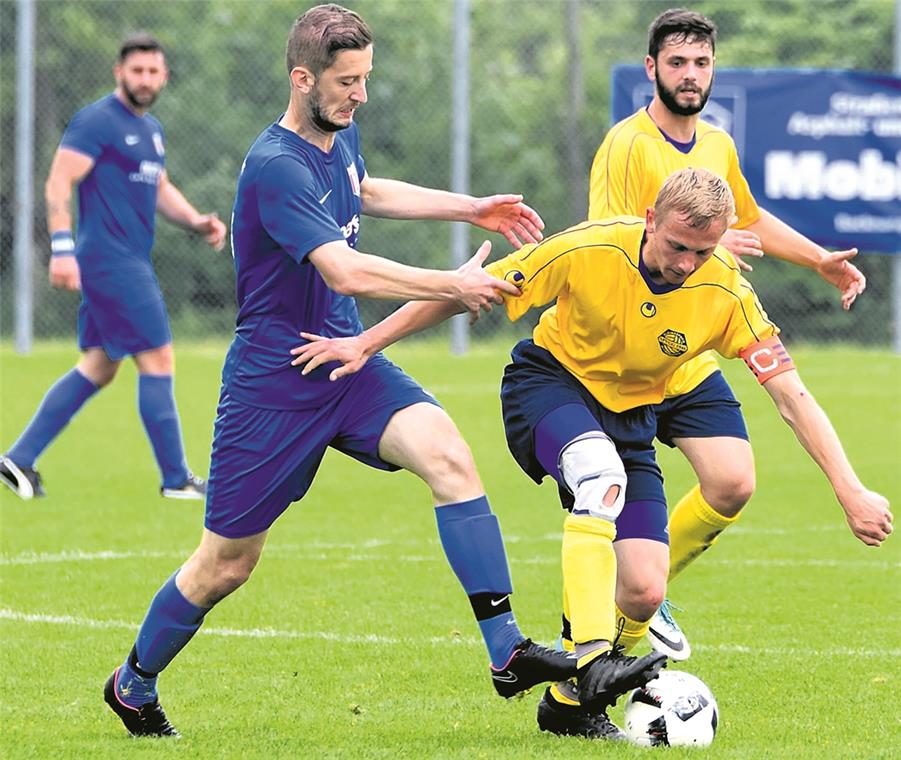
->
<box><xmin>121</xmin><ymin>82</ymin><xmax>157</xmax><ymax>110</ymax></box>
<box><xmin>655</xmin><ymin>71</ymin><xmax>711</xmax><ymax>117</ymax></box>
<box><xmin>309</xmin><ymin>90</ymin><xmax>348</xmax><ymax>133</ymax></box>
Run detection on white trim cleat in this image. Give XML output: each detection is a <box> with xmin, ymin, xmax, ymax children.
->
<box><xmin>647</xmin><ymin>599</ymin><xmax>691</xmax><ymax>661</ymax></box>
<box><xmin>0</xmin><ymin>455</ymin><xmax>46</xmax><ymax>500</ymax></box>
<box><xmin>160</xmin><ymin>473</ymin><xmax>206</xmax><ymax>501</ymax></box>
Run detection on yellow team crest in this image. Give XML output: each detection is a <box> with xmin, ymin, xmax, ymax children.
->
<box><xmin>658</xmin><ymin>329</ymin><xmax>688</xmax><ymax>357</ymax></box>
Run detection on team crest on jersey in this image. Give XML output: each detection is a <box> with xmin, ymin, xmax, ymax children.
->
<box><xmin>658</xmin><ymin>329</ymin><xmax>687</xmax><ymax>357</ymax></box>
<box><xmin>346</xmin><ymin>163</ymin><xmax>361</xmax><ymax>196</ymax></box>
<box><xmin>640</xmin><ymin>301</ymin><xmax>657</xmax><ymax>318</ymax></box>
<box><xmin>152</xmin><ymin>132</ymin><xmax>165</xmax><ymax>157</ymax></box>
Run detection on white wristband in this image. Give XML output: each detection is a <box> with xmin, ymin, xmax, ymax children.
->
<box><xmin>50</xmin><ymin>231</ymin><xmax>75</xmax><ymax>256</ymax></box>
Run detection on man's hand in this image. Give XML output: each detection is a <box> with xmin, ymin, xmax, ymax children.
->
<box><xmin>49</xmin><ymin>255</ymin><xmax>81</xmax><ymax>291</ymax></box>
<box><xmin>195</xmin><ymin>213</ymin><xmax>227</xmax><ymax>251</ymax></box>
<box><xmin>454</xmin><ymin>241</ymin><xmax>521</xmax><ymax>321</ymax></box>
<box><xmin>815</xmin><ymin>248</ymin><xmax>866</xmax><ymax>310</ymax></box>
<box><xmin>290</xmin><ymin>333</ymin><xmax>370</xmax><ymax>381</ymax></box>
<box><xmin>719</xmin><ymin>228</ymin><xmax>764</xmax><ymax>272</ymax></box>
<box><xmin>838</xmin><ymin>486</ymin><xmax>893</xmax><ymax>547</ymax></box>
<box><xmin>471</xmin><ymin>194</ymin><xmax>545</xmax><ymax>249</ymax></box>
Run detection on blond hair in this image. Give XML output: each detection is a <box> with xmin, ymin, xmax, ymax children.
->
<box><xmin>654</xmin><ymin>168</ymin><xmax>735</xmax><ymax>229</ymax></box>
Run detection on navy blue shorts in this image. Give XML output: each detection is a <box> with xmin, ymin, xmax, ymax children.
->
<box><xmin>205</xmin><ymin>356</ymin><xmax>439</xmax><ymax>538</ymax></box>
<box><xmin>78</xmin><ymin>265</ymin><xmax>171</xmax><ymax>360</ymax></box>
<box><xmin>501</xmin><ymin>340</ymin><xmax>667</xmax><ymax>543</ymax></box>
<box><xmin>654</xmin><ymin>370</ymin><xmax>748</xmax><ymax>448</ymax></box>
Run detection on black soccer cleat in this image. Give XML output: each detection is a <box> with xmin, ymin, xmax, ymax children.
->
<box><xmin>491</xmin><ymin>638</ymin><xmax>577</xmax><ymax>698</ymax></box>
<box><xmin>160</xmin><ymin>472</ymin><xmax>206</xmax><ymax>501</ymax></box>
<box><xmin>104</xmin><ymin>669</ymin><xmax>180</xmax><ymax>738</ymax></box>
<box><xmin>0</xmin><ymin>455</ymin><xmax>45</xmax><ymax>500</ymax></box>
<box><xmin>536</xmin><ymin>687</ymin><xmax>627</xmax><ymax>740</ymax></box>
<box><xmin>577</xmin><ymin>645</ymin><xmax>667</xmax><ymax>712</ymax></box>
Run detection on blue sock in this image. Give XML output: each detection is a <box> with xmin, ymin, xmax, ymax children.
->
<box><xmin>138</xmin><ymin>374</ymin><xmax>190</xmax><ymax>488</ymax></box>
<box><xmin>7</xmin><ymin>369</ymin><xmax>98</xmax><ymax>466</ymax></box>
<box><xmin>112</xmin><ymin>656</ymin><xmax>159</xmax><ymax>710</ymax></box>
<box><xmin>130</xmin><ymin>571</ymin><xmax>209</xmax><ymax>675</ymax></box>
<box><xmin>435</xmin><ymin>496</ymin><xmax>524</xmax><ymax>667</ymax></box>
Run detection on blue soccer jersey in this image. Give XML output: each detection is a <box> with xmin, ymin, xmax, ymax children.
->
<box><xmin>225</xmin><ymin>120</ymin><xmax>368</xmax><ymax>409</ymax></box>
<box><xmin>60</xmin><ymin>94</ymin><xmax>165</xmax><ymax>269</ymax></box>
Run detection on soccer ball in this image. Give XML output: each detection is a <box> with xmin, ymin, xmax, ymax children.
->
<box><xmin>623</xmin><ymin>670</ymin><xmax>719</xmax><ymax>747</ymax></box>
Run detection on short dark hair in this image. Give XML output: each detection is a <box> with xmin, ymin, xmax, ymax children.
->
<box><xmin>286</xmin><ymin>4</ymin><xmax>373</xmax><ymax>74</ymax></box>
<box><xmin>118</xmin><ymin>33</ymin><xmax>164</xmax><ymax>63</ymax></box>
<box><xmin>648</xmin><ymin>9</ymin><xmax>716</xmax><ymax>60</ymax></box>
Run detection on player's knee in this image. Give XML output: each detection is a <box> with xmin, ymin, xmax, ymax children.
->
<box><xmin>701</xmin><ymin>470</ymin><xmax>755</xmax><ymax>517</ymax></box>
<box><xmin>618</xmin><ymin>578</ymin><xmax>667</xmax><ymax>622</ymax></box>
<box><xmin>77</xmin><ymin>358</ymin><xmax>118</xmax><ymax>387</ymax></box>
<box><xmin>425</xmin><ymin>434</ymin><xmax>480</xmax><ymax>495</ymax></box>
<box><xmin>560</xmin><ymin>433</ymin><xmax>627</xmax><ymax>522</ymax></box>
<box><xmin>210</xmin><ymin>557</ymin><xmax>256</xmax><ymax>599</ymax></box>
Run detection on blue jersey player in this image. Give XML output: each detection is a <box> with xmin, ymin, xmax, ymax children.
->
<box><xmin>103</xmin><ymin>5</ymin><xmax>573</xmax><ymax>738</ymax></box>
<box><xmin>1</xmin><ymin>34</ymin><xmax>226</xmax><ymax>502</ymax></box>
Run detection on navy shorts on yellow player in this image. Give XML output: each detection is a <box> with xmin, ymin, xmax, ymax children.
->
<box><xmin>500</xmin><ymin>339</ymin><xmax>668</xmax><ymax>543</ymax></box>
<box><xmin>77</xmin><ymin>265</ymin><xmax>172</xmax><ymax>360</ymax></box>
<box><xmin>654</xmin><ymin>370</ymin><xmax>749</xmax><ymax>448</ymax></box>
<box><xmin>205</xmin><ymin>355</ymin><xmax>439</xmax><ymax>538</ymax></box>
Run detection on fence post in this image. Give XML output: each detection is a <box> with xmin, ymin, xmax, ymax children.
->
<box><xmin>894</xmin><ymin>0</ymin><xmax>901</xmax><ymax>353</ymax></box>
<box><xmin>450</xmin><ymin>0</ymin><xmax>471</xmax><ymax>355</ymax></box>
<box><xmin>14</xmin><ymin>0</ymin><xmax>36</xmax><ymax>354</ymax></box>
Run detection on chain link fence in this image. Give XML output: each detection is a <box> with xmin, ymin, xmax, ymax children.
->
<box><xmin>1</xmin><ymin>0</ymin><xmax>897</xmax><ymax>347</ymax></box>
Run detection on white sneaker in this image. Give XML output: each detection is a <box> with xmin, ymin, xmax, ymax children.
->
<box><xmin>160</xmin><ymin>473</ymin><xmax>206</xmax><ymax>500</ymax></box>
<box><xmin>647</xmin><ymin>599</ymin><xmax>691</xmax><ymax>661</ymax></box>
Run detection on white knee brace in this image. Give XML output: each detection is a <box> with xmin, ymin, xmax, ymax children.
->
<box><xmin>559</xmin><ymin>432</ymin><xmax>627</xmax><ymax>523</ymax></box>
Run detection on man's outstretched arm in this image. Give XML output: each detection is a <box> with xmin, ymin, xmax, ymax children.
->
<box><xmin>360</xmin><ymin>175</ymin><xmax>544</xmax><ymax>248</ymax></box>
<box><xmin>744</xmin><ymin>209</ymin><xmax>866</xmax><ymax>310</ymax></box>
<box><xmin>759</xmin><ymin>368</ymin><xmax>892</xmax><ymax>546</ymax></box>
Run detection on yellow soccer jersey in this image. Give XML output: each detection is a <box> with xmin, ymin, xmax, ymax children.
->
<box><xmin>588</xmin><ymin>108</ymin><xmax>763</xmax><ymax>398</ymax></box>
<box><xmin>485</xmin><ymin>217</ymin><xmax>779</xmax><ymax>413</ymax></box>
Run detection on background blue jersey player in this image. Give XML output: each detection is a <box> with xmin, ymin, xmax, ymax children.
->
<box><xmin>1</xmin><ymin>33</ymin><xmax>227</xmax><ymax>501</ymax></box>
<box><xmin>103</xmin><ymin>5</ymin><xmax>574</xmax><ymax>737</ymax></box>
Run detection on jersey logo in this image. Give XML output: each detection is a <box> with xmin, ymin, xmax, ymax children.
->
<box><xmin>340</xmin><ymin>214</ymin><xmax>361</xmax><ymax>240</ymax></box>
<box><xmin>152</xmin><ymin>132</ymin><xmax>165</xmax><ymax>157</ymax></box>
<box><xmin>124</xmin><ymin>134</ymin><xmax>140</xmax><ymax>146</ymax></box>
<box><xmin>346</xmin><ymin>164</ymin><xmax>361</xmax><ymax>196</ymax></box>
<box><xmin>504</xmin><ymin>269</ymin><xmax>525</xmax><ymax>286</ymax></box>
<box><xmin>640</xmin><ymin>302</ymin><xmax>657</xmax><ymax>318</ymax></box>
<box><xmin>658</xmin><ymin>329</ymin><xmax>688</xmax><ymax>357</ymax></box>
<box><xmin>128</xmin><ymin>160</ymin><xmax>163</xmax><ymax>186</ymax></box>
<box><xmin>319</xmin><ymin>189</ymin><xmax>333</xmax><ymax>204</ymax></box>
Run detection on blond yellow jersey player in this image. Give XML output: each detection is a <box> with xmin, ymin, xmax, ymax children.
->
<box><xmin>289</xmin><ymin>168</ymin><xmax>892</xmax><ymax>739</ymax></box>
<box><xmin>587</xmin><ymin>8</ymin><xmax>868</xmax><ymax>665</ymax></box>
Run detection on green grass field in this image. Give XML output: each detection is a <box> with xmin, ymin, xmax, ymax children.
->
<box><xmin>1</xmin><ymin>341</ymin><xmax>899</xmax><ymax>759</ymax></box>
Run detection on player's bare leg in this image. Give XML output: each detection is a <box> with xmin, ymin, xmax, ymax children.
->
<box><xmin>133</xmin><ymin>343</ymin><xmax>205</xmax><ymax>499</ymax></box>
<box><xmin>0</xmin><ymin>348</ymin><xmax>117</xmax><ymax>499</ymax></box>
<box><xmin>378</xmin><ymin>402</ymin><xmax>575</xmax><ymax>696</ymax></box>
<box><xmin>649</xmin><ymin>436</ymin><xmax>754</xmax><ymax>658</ymax></box>
<box><xmin>105</xmin><ymin>529</ymin><xmax>268</xmax><ymax>737</ymax></box>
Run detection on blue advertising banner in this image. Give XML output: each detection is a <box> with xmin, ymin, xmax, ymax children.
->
<box><xmin>610</xmin><ymin>66</ymin><xmax>901</xmax><ymax>254</ymax></box>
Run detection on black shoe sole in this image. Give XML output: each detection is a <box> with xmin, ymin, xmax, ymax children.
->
<box><xmin>581</xmin><ymin>652</ymin><xmax>667</xmax><ymax>710</ymax></box>
<box><xmin>103</xmin><ymin>669</ymin><xmax>179</xmax><ymax>738</ymax></box>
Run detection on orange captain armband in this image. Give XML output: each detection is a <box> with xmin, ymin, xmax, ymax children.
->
<box><xmin>739</xmin><ymin>335</ymin><xmax>795</xmax><ymax>384</ymax></box>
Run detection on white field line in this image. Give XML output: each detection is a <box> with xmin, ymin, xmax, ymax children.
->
<box><xmin>0</xmin><ymin>608</ymin><xmax>897</xmax><ymax>659</ymax></box>
<box><xmin>1</xmin><ymin>546</ymin><xmax>897</xmax><ymax>570</ymax></box>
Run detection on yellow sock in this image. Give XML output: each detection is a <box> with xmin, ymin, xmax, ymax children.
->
<box><xmin>561</xmin><ymin>513</ymin><xmax>617</xmax><ymax>652</ymax></box>
<box><xmin>614</xmin><ymin>605</ymin><xmax>651</xmax><ymax>654</ymax></box>
<box><xmin>668</xmin><ymin>484</ymin><xmax>739</xmax><ymax>581</ymax></box>
<box><xmin>549</xmin><ymin>681</ymin><xmax>580</xmax><ymax>706</ymax></box>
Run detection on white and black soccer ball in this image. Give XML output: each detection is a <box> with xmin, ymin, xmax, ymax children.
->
<box><xmin>623</xmin><ymin>670</ymin><xmax>719</xmax><ymax>747</ymax></box>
